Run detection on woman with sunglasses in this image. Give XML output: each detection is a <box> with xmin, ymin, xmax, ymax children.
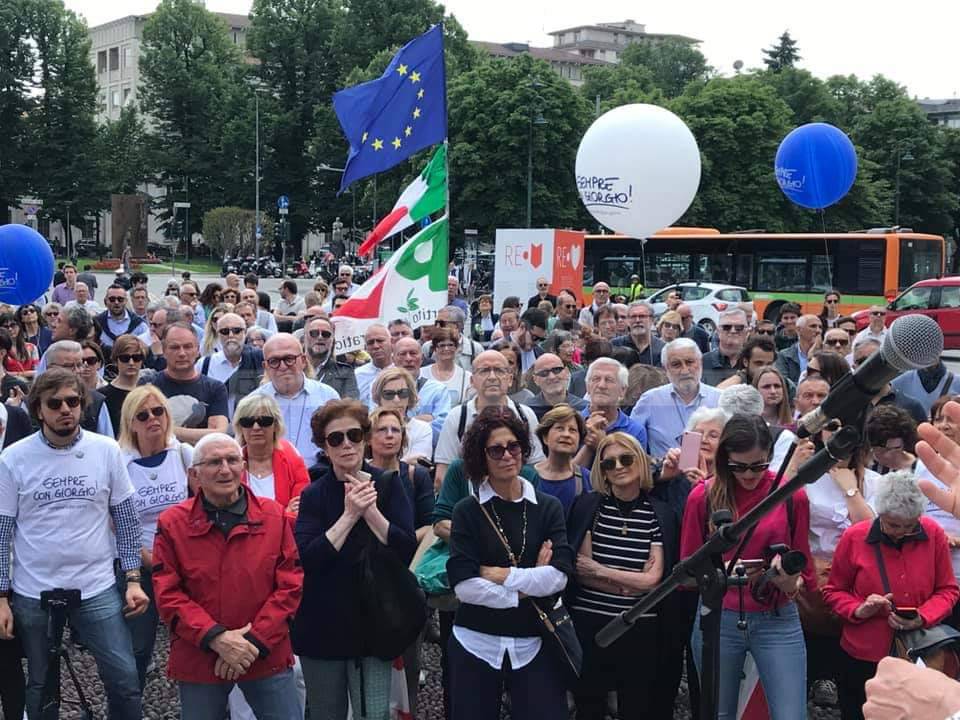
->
<box><xmin>421</xmin><ymin>326</ymin><xmax>473</xmax><ymax>407</ymax></box>
<box><xmin>200</xmin><ymin>303</ymin><xmax>232</xmax><ymax>357</ymax></box>
<box><xmin>824</xmin><ymin>471</ymin><xmax>959</xmax><ymax>720</ymax></box>
<box><xmin>293</xmin><ymin>399</ymin><xmax>417</xmax><ymax>720</ymax></box>
<box><xmin>15</xmin><ymin>303</ymin><xmax>52</xmax><ymax>356</ymax></box>
<box><xmin>371</xmin><ymin>367</ymin><xmax>433</xmax><ymax>461</ymax></box>
<box><xmin>101</xmin><ymin>335</ymin><xmax>147</xmax><ymax>435</ymax></box>
<box><xmin>0</xmin><ymin>310</ymin><xmax>38</xmax><ymax>378</ymax></box>
<box><xmin>565</xmin><ymin>432</ymin><xmax>673</xmax><ymax>720</ymax></box>
<box><xmin>79</xmin><ymin>340</ymin><xmax>107</xmax><ymax>391</ymax></box>
<box><xmin>233</xmin><ymin>393</ymin><xmax>309</xmax><ymax>515</ymax></box>
<box><xmin>117</xmin><ymin>385</ymin><xmax>191</xmax><ymax>690</ymax></box>
<box><xmin>818</xmin><ymin>289</ymin><xmax>843</xmax><ymax>331</ymax></box>
<box><xmin>681</xmin><ymin>414</ymin><xmax>816</xmax><ymax>720</ymax></box>
<box><xmin>656</xmin><ymin>310</ymin><xmax>683</xmax><ymax>343</ymax></box>
<box><xmin>446</xmin><ymin>405</ymin><xmax>573</xmax><ymax>720</ymax></box>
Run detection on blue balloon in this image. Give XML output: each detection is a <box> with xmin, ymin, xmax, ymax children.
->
<box><xmin>774</xmin><ymin>123</ymin><xmax>858</xmax><ymax>210</ymax></box>
<box><xmin>0</xmin><ymin>224</ymin><xmax>55</xmax><ymax>304</ymax></box>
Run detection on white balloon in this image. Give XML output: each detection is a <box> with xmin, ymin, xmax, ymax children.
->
<box><xmin>576</xmin><ymin>104</ymin><xmax>701</xmax><ymax>238</ymax></box>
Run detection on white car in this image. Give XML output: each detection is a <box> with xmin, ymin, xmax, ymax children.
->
<box><xmin>645</xmin><ymin>282</ymin><xmax>754</xmax><ymax>335</ymax></box>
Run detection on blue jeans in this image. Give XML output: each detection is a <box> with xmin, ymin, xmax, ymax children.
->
<box><xmin>13</xmin><ymin>587</ymin><xmax>141</xmax><ymax>720</ymax></box>
<box><xmin>123</xmin><ymin>569</ymin><xmax>158</xmax><ymax>690</ymax></box>
<box><xmin>179</xmin><ymin>668</ymin><xmax>301</xmax><ymax>720</ymax></box>
<box><xmin>691</xmin><ymin>602</ymin><xmax>807</xmax><ymax>720</ymax></box>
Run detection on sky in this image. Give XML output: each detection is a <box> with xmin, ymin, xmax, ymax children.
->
<box><xmin>65</xmin><ymin>0</ymin><xmax>959</xmax><ymax>100</ymax></box>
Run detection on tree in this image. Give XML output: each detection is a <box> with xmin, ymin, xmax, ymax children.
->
<box><xmin>447</xmin><ymin>54</ymin><xmax>592</xmax><ymax>237</ymax></box>
<box><xmin>138</xmin><ymin>0</ymin><xmax>245</xmax><ymax>251</ymax></box>
<box><xmin>619</xmin><ymin>38</ymin><xmax>711</xmax><ymax>98</ymax></box>
<box><xmin>758</xmin><ymin>67</ymin><xmax>840</xmax><ymax>125</ymax></box>
<box><xmin>762</xmin><ymin>31</ymin><xmax>801</xmax><ymax>72</ymax></box>
<box><xmin>97</xmin><ymin>106</ymin><xmax>151</xmax><ymax>195</ymax></box>
<box><xmin>0</xmin><ymin>0</ymin><xmax>34</xmax><ymax>221</ymax></box>
<box><xmin>202</xmin><ymin>206</ymin><xmax>274</xmax><ymax>257</ymax></box>
<box><xmin>579</xmin><ymin>62</ymin><xmax>662</xmax><ymax>116</ymax></box>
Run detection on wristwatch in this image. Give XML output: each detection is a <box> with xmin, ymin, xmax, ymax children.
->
<box><xmin>845</xmin><ymin>487</ymin><xmax>860</xmax><ymax>498</ymax></box>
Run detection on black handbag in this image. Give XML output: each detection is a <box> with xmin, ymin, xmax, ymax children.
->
<box><xmin>475</xmin><ymin>497</ymin><xmax>583</xmax><ymax>684</ymax></box>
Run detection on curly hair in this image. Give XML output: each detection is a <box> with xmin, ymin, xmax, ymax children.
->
<box><xmin>310</xmin><ymin>399</ymin><xmax>371</xmax><ymax>448</ymax></box>
<box><xmin>460</xmin><ymin>405</ymin><xmax>531</xmax><ymax>486</ymax></box>
<box><xmin>866</xmin><ymin>404</ymin><xmax>918</xmax><ymax>452</ymax></box>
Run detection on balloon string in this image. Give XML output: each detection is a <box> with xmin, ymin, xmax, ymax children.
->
<box><xmin>818</xmin><ymin>209</ymin><xmax>834</xmax><ymax>289</ymax></box>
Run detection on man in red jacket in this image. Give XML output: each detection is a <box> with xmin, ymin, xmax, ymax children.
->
<box><xmin>153</xmin><ymin>433</ymin><xmax>303</xmax><ymax>720</ymax></box>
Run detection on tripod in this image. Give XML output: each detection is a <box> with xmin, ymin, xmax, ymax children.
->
<box><xmin>39</xmin><ymin>589</ymin><xmax>93</xmax><ymax>720</ymax></box>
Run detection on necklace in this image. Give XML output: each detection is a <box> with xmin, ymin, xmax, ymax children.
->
<box><xmin>488</xmin><ymin>498</ymin><xmax>527</xmax><ymax>565</ymax></box>
<box><xmin>611</xmin><ymin>495</ymin><xmax>640</xmax><ymax>536</ymax></box>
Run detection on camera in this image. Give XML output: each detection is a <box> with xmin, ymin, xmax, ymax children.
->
<box><xmin>750</xmin><ymin>544</ymin><xmax>807</xmax><ymax>604</ymax></box>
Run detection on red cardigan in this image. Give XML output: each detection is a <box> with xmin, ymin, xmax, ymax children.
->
<box><xmin>823</xmin><ymin>516</ymin><xmax>960</xmax><ymax>662</ymax></box>
<box><xmin>243</xmin><ymin>439</ymin><xmax>310</xmax><ymax>515</ymax></box>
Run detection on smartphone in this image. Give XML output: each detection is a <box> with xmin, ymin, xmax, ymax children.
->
<box><xmin>416</xmin><ymin>457</ymin><xmax>436</xmax><ymax>473</ymax></box>
<box><xmin>895</xmin><ymin>607</ymin><xmax>919</xmax><ymax>620</ymax></box>
<box><xmin>353</xmin><ymin>470</ymin><xmax>372</xmax><ymax>484</ymax></box>
<box><xmin>678</xmin><ymin>431</ymin><xmax>702</xmax><ymax>470</ymax></box>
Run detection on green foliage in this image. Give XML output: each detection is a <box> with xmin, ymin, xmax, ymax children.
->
<box><xmin>619</xmin><ymin>39</ymin><xmax>712</xmax><ymax>98</ymax></box>
<box><xmin>0</xmin><ymin>0</ymin><xmax>34</xmax><ymax>217</ymax></box>
<box><xmin>762</xmin><ymin>31</ymin><xmax>802</xmax><ymax>72</ymax></box>
<box><xmin>97</xmin><ymin>106</ymin><xmax>151</xmax><ymax>195</ymax></box>
<box><xmin>202</xmin><ymin>206</ymin><xmax>275</xmax><ymax>256</ymax></box>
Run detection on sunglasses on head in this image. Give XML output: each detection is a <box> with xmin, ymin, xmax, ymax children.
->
<box><xmin>727</xmin><ymin>461</ymin><xmax>770</xmax><ymax>474</ymax></box>
<box><xmin>599</xmin><ymin>453</ymin><xmax>635</xmax><ymax>472</ymax></box>
<box><xmin>381</xmin><ymin>388</ymin><xmax>410</xmax><ymax>400</ymax></box>
<box><xmin>46</xmin><ymin>395</ymin><xmax>82</xmax><ymax>410</ymax></box>
<box><xmin>534</xmin><ymin>366</ymin><xmax>565</xmax><ymax>378</ymax></box>
<box><xmin>218</xmin><ymin>327</ymin><xmax>245</xmax><ymax>336</ymax></box>
<box><xmin>135</xmin><ymin>406</ymin><xmax>165</xmax><ymax>422</ymax></box>
<box><xmin>325</xmin><ymin>427</ymin><xmax>364</xmax><ymax>447</ymax></box>
<box><xmin>308</xmin><ymin>329</ymin><xmax>333</xmax><ymax>339</ymax></box>
<box><xmin>485</xmin><ymin>441</ymin><xmax>522</xmax><ymax>460</ymax></box>
<box><xmin>117</xmin><ymin>353</ymin><xmax>144</xmax><ymax>364</ymax></box>
<box><xmin>238</xmin><ymin>415</ymin><xmax>275</xmax><ymax>429</ymax></box>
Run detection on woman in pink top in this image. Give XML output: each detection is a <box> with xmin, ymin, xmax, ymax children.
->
<box><xmin>680</xmin><ymin>414</ymin><xmax>816</xmax><ymax>720</ymax></box>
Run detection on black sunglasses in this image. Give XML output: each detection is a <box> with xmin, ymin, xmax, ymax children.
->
<box><xmin>46</xmin><ymin>395</ymin><xmax>82</xmax><ymax>410</ymax></box>
<box><xmin>325</xmin><ymin>427</ymin><xmax>364</xmax><ymax>447</ymax></box>
<box><xmin>727</xmin><ymin>461</ymin><xmax>770</xmax><ymax>474</ymax></box>
<box><xmin>308</xmin><ymin>329</ymin><xmax>333</xmax><ymax>339</ymax></box>
<box><xmin>825</xmin><ymin>338</ymin><xmax>849</xmax><ymax>347</ymax></box>
<box><xmin>82</xmin><ymin>356</ymin><xmax>100</xmax><ymax>366</ymax></box>
<box><xmin>218</xmin><ymin>327</ymin><xmax>245</xmax><ymax>336</ymax></box>
<box><xmin>600</xmin><ymin>453</ymin><xmax>636</xmax><ymax>472</ymax></box>
<box><xmin>485</xmin><ymin>441</ymin><xmax>522</xmax><ymax>460</ymax></box>
<box><xmin>754</xmin><ymin>329</ymin><xmax>775</xmax><ymax>336</ymax></box>
<box><xmin>238</xmin><ymin>415</ymin><xmax>276</xmax><ymax>429</ymax></box>
<box><xmin>381</xmin><ymin>388</ymin><xmax>410</xmax><ymax>400</ymax></box>
<box><xmin>534</xmin><ymin>366</ymin><xmax>565</xmax><ymax>378</ymax></box>
<box><xmin>135</xmin><ymin>406</ymin><xmax>166</xmax><ymax>422</ymax></box>
<box><xmin>106</xmin><ymin>296</ymin><xmax>126</xmax><ymax>303</ymax></box>
<box><xmin>117</xmin><ymin>353</ymin><xmax>144</xmax><ymax>364</ymax></box>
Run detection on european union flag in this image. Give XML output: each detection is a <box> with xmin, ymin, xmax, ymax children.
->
<box><xmin>334</xmin><ymin>24</ymin><xmax>447</xmax><ymax>194</ymax></box>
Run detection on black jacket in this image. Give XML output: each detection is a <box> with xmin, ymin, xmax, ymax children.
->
<box><xmin>314</xmin><ymin>354</ymin><xmax>359</xmax><ymax>400</ymax></box>
<box><xmin>200</xmin><ymin>346</ymin><xmax>264</xmax><ymax>402</ymax></box>
<box><xmin>3</xmin><ymin>404</ymin><xmax>33</xmax><ymax>448</ymax></box>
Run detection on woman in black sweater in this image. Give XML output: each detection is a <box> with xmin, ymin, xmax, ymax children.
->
<box><xmin>446</xmin><ymin>405</ymin><xmax>574</xmax><ymax>720</ymax></box>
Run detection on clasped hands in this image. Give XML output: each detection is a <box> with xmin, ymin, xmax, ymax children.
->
<box><xmin>343</xmin><ymin>473</ymin><xmax>380</xmax><ymax>521</ymax></box>
<box><xmin>210</xmin><ymin>622</ymin><xmax>259</xmax><ymax>681</ymax></box>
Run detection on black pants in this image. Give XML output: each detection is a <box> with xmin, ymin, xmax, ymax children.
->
<box><xmin>805</xmin><ymin>630</ymin><xmax>843</xmax><ymax>685</ymax></box>
<box><xmin>653</xmin><ymin>590</ymin><xmax>700</xmax><ymax>720</ymax></box>
<box><xmin>573</xmin><ymin>610</ymin><xmax>657</xmax><ymax>720</ymax></box>
<box><xmin>837</xmin><ymin>651</ymin><xmax>877</xmax><ymax>720</ymax></box>
<box><xmin>0</xmin><ymin>635</ymin><xmax>25</xmax><ymax>720</ymax></box>
<box><xmin>447</xmin><ymin>633</ymin><xmax>568</xmax><ymax>720</ymax></box>
<box><xmin>438</xmin><ymin>610</ymin><xmax>455</xmax><ymax>720</ymax></box>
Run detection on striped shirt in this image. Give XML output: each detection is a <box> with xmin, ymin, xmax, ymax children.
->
<box><xmin>572</xmin><ymin>495</ymin><xmax>662</xmax><ymax>617</ymax></box>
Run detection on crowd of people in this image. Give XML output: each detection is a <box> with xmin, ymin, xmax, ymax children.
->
<box><xmin>1</xmin><ymin>270</ymin><xmax>960</xmax><ymax>720</ymax></box>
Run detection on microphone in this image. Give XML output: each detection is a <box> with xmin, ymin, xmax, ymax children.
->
<box><xmin>795</xmin><ymin>314</ymin><xmax>943</xmax><ymax>438</ymax></box>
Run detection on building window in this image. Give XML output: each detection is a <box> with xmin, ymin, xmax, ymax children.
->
<box><xmin>122</xmin><ymin>46</ymin><xmax>132</xmax><ymax>68</ymax></box>
<box><xmin>122</xmin><ymin>87</ymin><xmax>132</xmax><ymax>105</ymax></box>
<box><xmin>97</xmin><ymin>51</ymin><xmax>107</xmax><ymax>73</ymax></box>
<box><xmin>98</xmin><ymin>92</ymin><xmax>106</xmax><ymax>111</ymax></box>
<box><xmin>574</xmin><ymin>31</ymin><xmax>581</xmax><ymax>42</ymax></box>
<box><xmin>111</xmin><ymin>90</ymin><xmax>121</xmax><ymax>109</ymax></box>
<box><xmin>109</xmin><ymin>47</ymin><xmax>119</xmax><ymax>71</ymax></box>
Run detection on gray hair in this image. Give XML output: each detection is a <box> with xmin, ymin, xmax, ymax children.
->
<box><xmin>193</xmin><ymin>432</ymin><xmax>242</xmax><ymax>465</ymax></box>
<box><xmin>160</xmin><ymin>295</ymin><xmax>181</xmax><ymax>311</ymax></box>
<box><xmin>628</xmin><ymin>300</ymin><xmax>655</xmax><ymax>314</ymax></box>
<box><xmin>719</xmin><ymin>385</ymin><xmax>764</xmax><ymax>417</ymax></box>
<box><xmin>543</xmin><ymin>330</ymin><xmax>573</xmax><ymax>354</ymax></box>
<box><xmin>873</xmin><ymin>470</ymin><xmax>926</xmax><ymax>519</ymax></box>
<box><xmin>146</xmin><ymin>301</ymin><xmax>163</xmax><ymax>314</ymax></box>
<box><xmin>440</xmin><ymin>305</ymin><xmax>466</xmax><ymax>328</ymax></box>
<box><xmin>719</xmin><ymin>308</ymin><xmax>748</xmax><ymax>324</ymax></box>
<box><xmin>585</xmin><ymin>357</ymin><xmax>629</xmax><ymax>388</ymax></box>
<box><xmin>611</xmin><ymin>303</ymin><xmax>628</xmax><ymax>313</ymax></box>
<box><xmin>46</xmin><ymin>340</ymin><xmax>82</xmax><ymax>363</ymax></box>
<box><xmin>687</xmin><ymin>406</ymin><xmax>729</xmax><ymax>431</ymax></box>
<box><xmin>661</xmin><ymin>337</ymin><xmax>702</xmax><ymax>367</ymax></box>
<box><xmin>42</xmin><ymin>301</ymin><xmax>62</xmax><ymax>314</ymax></box>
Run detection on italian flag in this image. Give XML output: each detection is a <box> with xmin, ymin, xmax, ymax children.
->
<box><xmin>358</xmin><ymin>145</ymin><xmax>447</xmax><ymax>257</ymax></box>
<box><xmin>332</xmin><ymin>218</ymin><xmax>449</xmax><ymax>346</ymax></box>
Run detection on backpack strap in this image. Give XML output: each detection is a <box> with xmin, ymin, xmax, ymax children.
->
<box><xmin>457</xmin><ymin>405</ymin><xmax>469</xmax><ymax>441</ymax></box>
<box><xmin>941</xmin><ymin>372</ymin><xmax>955</xmax><ymax>399</ymax></box>
<box><xmin>200</xmin><ymin>355</ymin><xmax>211</xmax><ymax>376</ymax></box>
<box><xmin>872</xmin><ymin>541</ymin><xmax>892</xmax><ymax>594</ymax></box>
<box><xmin>572</xmin><ymin>465</ymin><xmax>584</xmax><ymax>496</ymax></box>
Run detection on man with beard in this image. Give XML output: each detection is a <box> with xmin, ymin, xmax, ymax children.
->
<box><xmin>612</xmin><ymin>301</ymin><xmax>664</xmax><ymax>367</ymax></box>
<box><xmin>46</xmin><ymin>340</ymin><xmax>115</xmax><ymax>436</ymax></box>
<box><xmin>98</xmin><ymin>285</ymin><xmax>152</xmax><ymax>353</ymax></box>
<box><xmin>196</xmin><ymin>313</ymin><xmax>263</xmax><ymax>419</ymax></box>
<box><xmin>303</xmin><ymin>316</ymin><xmax>357</xmax><ymax>399</ymax></box>
<box><xmin>0</xmin><ymin>369</ymin><xmax>147</xmax><ymax>720</ymax></box>
<box><xmin>630</xmin><ymin>338</ymin><xmax>720</xmax><ymax>456</ymax></box>
<box><xmin>355</xmin><ymin>324</ymin><xmax>393</xmax><ymax>409</ymax></box>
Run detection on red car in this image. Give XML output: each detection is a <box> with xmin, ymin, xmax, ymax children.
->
<box><xmin>852</xmin><ymin>276</ymin><xmax>960</xmax><ymax>349</ymax></box>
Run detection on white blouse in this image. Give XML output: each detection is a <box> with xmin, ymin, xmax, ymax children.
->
<box><xmin>806</xmin><ymin>468</ymin><xmax>879</xmax><ymax>557</ymax></box>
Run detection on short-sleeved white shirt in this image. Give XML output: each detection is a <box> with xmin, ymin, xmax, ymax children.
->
<box><xmin>434</xmin><ymin>399</ymin><xmax>544</xmax><ymax>467</ymax></box>
<box><xmin>0</xmin><ymin>431</ymin><xmax>136</xmax><ymax>599</ymax></box>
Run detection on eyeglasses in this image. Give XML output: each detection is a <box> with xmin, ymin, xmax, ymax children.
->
<box><xmin>727</xmin><ymin>461</ymin><xmax>770</xmax><ymax>474</ymax></box>
<box><xmin>325</xmin><ymin>427</ymin><xmax>364</xmax><ymax>447</ymax></box>
<box><xmin>485</xmin><ymin>441</ymin><xmax>522</xmax><ymax>460</ymax></box>
<box><xmin>434</xmin><ymin>320</ymin><xmax>453</xmax><ymax>328</ymax></box>
<box><xmin>82</xmin><ymin>356</ymin><xmax>100</xmax><ymax>366</ymax></box>
<box><xmin>436</xmin><ymin>342</ymin><xmax>457</xmax><ymax>350</ymax></box>
<box><xmin>825</xmin><ymin>298</ymin><xmax>839</xmax><ymax>304</ymax></box>
<box><xmin>308</xmin><ymin>329</ymin><xmax>332</xmax><ymax>339</ymax></box>
<box><xmin>594</xmin><ymin>288</ymin><xmax>610</xmax><ymax>294</ymax></box>
<box><xmin>754</xmin><ymin>329</ymin><xmax>775</xmax><ymax>336</ymax></box>
<box><xmin>719</xmin><ymin>324</ymin><xmax>746</xmax><ymax>333</ymax></box>
<box><xmin>134</xmin><ymin>406</ymin><xmax>166</xmax><ymax>422</ymax></box>
<box><xmin>660</xmin><ymin>322</ymin><xmax>681</xmax><ymax>332</ymax></box>
<box><xmin>870</xmin><ymin>312</ymin><xmax>886</xmax><ymax>317</ymax></box>
<box><xmin>194</xmin><ymin>456</ymin><xmax>244</xmax><ymax>470</ymax></box>
<box><xmin>561</xmin><ymin>303</ymin><xmax>576</xmax><ymax>309</ymax></box>
<box><xmin>266</xmin><ymin>354</ymin><xmax>301</xmax><ymax>369</ymax></box>
<box><xmin>599</xmin><ymin>453</ymin><xmax>636</xmax><ymax>472</ymax></box>
<box><xmin>381</xmin><ymin>388</ymin><xmax>410</xmax><ymax>400</ymax></box>
<box><xmin>44</xmin><ymin>311</ymin><xmax>59</xmax><ymax>317</ymax></box>
<box><xmin>844</xmin><ymin>328</ymin><xmax>857</xmax><ymax>337</ymax></box>
<box><xmin>45</xmin><ymin>395</ymin><xmax>82</xmax><ymax>410</ymax></box>
<box><xmin>238</xmin><ymin>415</ymin><xmax>276</xmax><ymax>429</ymax></box>
<box><xmin>1</xmin><ymin>322</ymin><xmax>15</xmax><ymax>329</ymax></box>
<box><xmin>22</xmin><ymin>307</ymin><xmax>36</xmax><ymax>314</ymax></box>
<box><xmin>537</xmin><ymin>283</ymin><xmax>548</xmax><ymax>289</ymax></box>
<box><xmin>825</xmin><ymin>338</ymin><xmax>849</xmax><ymax>347</ymax></box>
<box><xmin>51</xmin><ymin>361</ymin><xmax>84</xmax><ymax>371</ymax></box>
<box><xmin>218</xmin><ymin>327</ymin><xmax>245</xmax><ymax>336</ymax></box>
<box><xmin>106</xmin><ymin>296</ymin><xmax>126</xmax><ymax>303</ymax></box>
<box><xmin>534</xmin><ymin>366</ymin><xmax>565</xmax><ymax>378</ymax></box>
<box><xmin>474</xmin><ymin>366</ymin><xmax>510</xmax><ymax>377</ymax></box>
<box><xmin>116</xmin><ymin>353</ymin><xmax>144</xmax><ymax>364</ymax></box>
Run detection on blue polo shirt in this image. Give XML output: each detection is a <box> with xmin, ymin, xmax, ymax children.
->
<box><xmin>581</xmin><ymin>408</ymin><xmax>648</xmax><ymax>450</ymax></box>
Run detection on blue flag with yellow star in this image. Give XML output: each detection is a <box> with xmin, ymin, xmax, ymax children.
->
<box><xmin>334</xmin><ymin>24</ymin><xmax>447</xmax><ymax>193</ymax></box>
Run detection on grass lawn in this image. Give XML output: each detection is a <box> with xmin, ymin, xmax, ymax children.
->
<box><xmin>62</xmin><ymin>257</ymin><xmax>223</xmax><ymax>275</ymax></box>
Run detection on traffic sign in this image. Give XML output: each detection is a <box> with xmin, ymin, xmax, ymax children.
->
<box><xmin>173</xmin><ymin>202</ymin><xmax>191</xmax><ymax>209</ymax></box>
<box><xmin>279</xmin><ymin>208</ymin><xmax>289</xmax><ymax>216</ymax></box>
<box><xmin>277</xmin><ymin>195</ymin><xmax>289</xmax><ymax>209</ymax></box>
<box><xmin>256</xmin><ymin>225</ymin><xmax>263</xmax><ymax>239</ymax></box>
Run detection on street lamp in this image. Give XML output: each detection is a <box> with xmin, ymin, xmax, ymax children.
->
<box><xmin>526</xmin><ymin>80</ymin><xmax>548</xmax><ymax>229</ymax></box>
<box><xmin>894</xmin><ymin>146</ymin><xmax>914</xmax><ymax>227</ymax></box>
<box><xmin>255</xmin><ymin>90</ymin><xmax>261</xmax><ymax>260</ymax></box>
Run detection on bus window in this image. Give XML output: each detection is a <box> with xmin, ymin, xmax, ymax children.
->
<box><xmin>734</xmin><ymin>255</ymin><xmax>754</xmax><ymax>288</ymax></box>
<box><xmin>899</xmin><ymin>239</ymin><xmax>943</xmax><ymax>289</ymax></box>
<box><xmin>833</xmin><ymin>240</ymin><xmax>884</xmax><ymax>295</ymax></box>
<box><xmin>695</xmin><ymin>254</ymin><xmax>734</xmax><ymax>284</ymax></box>
<box><xmin>810</xmin><ymin>254</ymin><xmax>835</xmax><ymax>293</ymax></box>
<box><xmin>644</xmin><ymin>253</ymin><xmax>690</xmax><ymax>286</ymax></box>
<box><xmin>600</xmin><ymin>257</ymin><xmax>643</xmax><ymax>290</ymax></box>
<box><xmin>892</xmin><ymin>285</ymin><xmax>933</xmax><ymax>311</ymax></box>
<box><xmin>757</xmin><ymin>256</ymin><xmax>807</xmax><ymax>292</ymax></box>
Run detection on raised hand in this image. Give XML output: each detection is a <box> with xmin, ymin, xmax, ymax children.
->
<box><xmin>916</xmin><ymin>401</ymin><xmax>960</xmax><ymax>517</ymax></box>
